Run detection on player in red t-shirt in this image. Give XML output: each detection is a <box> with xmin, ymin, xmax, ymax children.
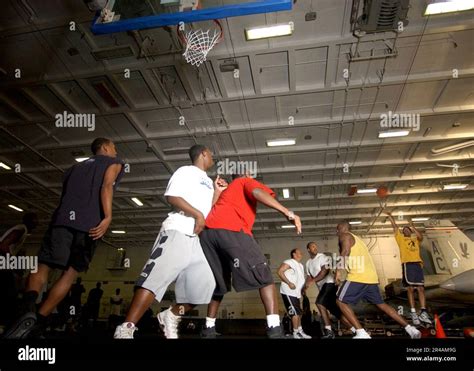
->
<box><xmin>200</xmin><ymin>173</ymin><xmax>302</xmax><ymax>338</ymax></box>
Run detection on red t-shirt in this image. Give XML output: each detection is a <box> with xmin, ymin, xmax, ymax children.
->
<box><xmin>205</xmin><ymin>177</ymin><xmax>275</xmax><ymax>236</ymax></box>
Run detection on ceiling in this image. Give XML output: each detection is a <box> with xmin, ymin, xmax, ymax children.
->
<box><xmin>1</xmin><ymin>0</ymin><xmax>474</xmax><ymax>248</ymax></box>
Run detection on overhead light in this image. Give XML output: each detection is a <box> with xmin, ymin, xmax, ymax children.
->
<box><xmin>245</xmin><ymin>22</ymin><xmax>294</xmax><ymax>41</ymax></box>
<box><xmin>412</xmin><ymin>217</ymin><xmax>429</xmax><ymax>222</ymax></box>
<box><xmin>357</xmin><ymin>188</ymin><xmax>377</xmax><ymax>194</ymax></box>
<box><xmin>281</xmin><ymin>225</ymin><xmax>296</xmax><ymax>229</ymax></box>
<box><xmin>131</xmin><ymin>197</ymin><xmax>144</xmax><ymax>206</ymax></box>
<box><xmin>8</xmin><ymin>204</ymin><xmax>24</xmax><ymax>212</ymax></box>
<box><xmin>266</xmin><ymin>139</ymin><xmax>296</xmax><ymax>147</ymax></box>
<box><xmin>111</xmin><ymin>230</ymin><xmax>126</xmax><ymax>234</ymax></box>
<box><xmin>349</xmin><ymin>221</ymin><xmax>362</xmax><ymax>225</ymax></box>
<box><xmin>0</xmin><ymin>162</ymin><xmax>12</xmax><ymax>170</ymax></box>
<box><xmin>424</xmin><ymin>0</ymin><xmax>474</xmax><ymax>16</ymax></box>
<box><xmin>282</xmin><ymin>189</ymin><xmax>290</xmax><ymax>199</ymax></box>
<box><xmin>378</xmin><ymin>130</ymin><xmax>410</xmax><ymax>138</ymax></box>
<box><xmin>75</xmin><ymin>157</ymin><xmax>90</xmax><ymax>162</ymax></box>
<box><xmin>443</xmin><ymin>184</ymin><xmax>468</xmax><ymax>190</ymax></box>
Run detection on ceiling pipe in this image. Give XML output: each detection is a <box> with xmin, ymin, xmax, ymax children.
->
<box><xmin>431</xmin><ymin>140</ymin><xmax>474</xmax><ymax>156</ymax></box>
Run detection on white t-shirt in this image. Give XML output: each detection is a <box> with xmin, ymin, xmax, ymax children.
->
<box><xmin>0</xmin><ymin>224</ymin><xmax>28</xmax><ymax>255</ymax></box>
<box><xmin>306</xmin><ymin>253</ymin><xmax>335</xmax><ymax>289</ymax></box>
<box><xmin>161</xmin><ymin>165</ymin><xmax>214</xmax><ymax>236</ymax></box>
<box><xmin>280</xmin><ymin>259</ymin><xmax>305</xmax><ymax>298</ymax></box>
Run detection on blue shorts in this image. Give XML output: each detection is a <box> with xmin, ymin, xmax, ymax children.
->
<box><xmin>402</xmin><ymin>262</ymin><xmax>424</xmax><ymax>286</ymax></box>
<box><xmin>336</xmin><ymin>281</ymin><xmax>384</xmax><ymax>305</ymax></box>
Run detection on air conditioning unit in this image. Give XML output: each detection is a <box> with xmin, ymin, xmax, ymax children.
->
<box><xmin>352</xmin><ymin>0</ymin><xmax>409</xmax><ymax>33</ymax></box>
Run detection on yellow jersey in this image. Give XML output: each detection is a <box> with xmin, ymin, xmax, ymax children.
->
<box><xmin>395</xmin><ymin>230</ymin><xmax>422</xmax><ymax>263</ymax></box>
<box><xmin>346</xmin><ymin>233</ymin><xmax>379</xmax><ymax>284</ymax></box>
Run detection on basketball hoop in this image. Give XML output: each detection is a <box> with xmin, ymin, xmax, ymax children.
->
<box><xmin>177</xmin><ymin>20</ymin><xmax>224</xmax><ymax>67</ymax></box>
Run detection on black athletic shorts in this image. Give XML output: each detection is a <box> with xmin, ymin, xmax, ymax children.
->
<box><xmin>38</xmin><ymin>226</ymin><xmax>98</xmax><ymax>272</ymax></box>
<box><xmin>402</xmin><ymin>262</ymin><xmax>424</xmax><ymax>286</ymax></box>
<box><xmin>199</xmin><ymin>228</ymin><xmax>274</xmax><ymax>295</ymax></box>
<box><xmin>281</xmin><ymin>294</ymin><xmax>302</xmax><ymax>317</ymax></box>
<box><xmin>316</xmin><ymin>283</ymin><xmax>341</xmax><ymax>318</ymax></box>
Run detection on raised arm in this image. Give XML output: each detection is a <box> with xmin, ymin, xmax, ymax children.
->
<box><xmin>277</xmin><ymin>263</ymin><xmax>296</xmax><ymax>290</ymax></box>
<box><xmin>385</xmin><ymin>211</ymin><xmax>399</xmax><ymax>234</ymax></box>
<box><xmin>409</xmin><ymin>220</ymin><xmax>423</xmax><ymax>242</ymax></box>
<box><xmin>252</xmin><ymin>188</ymin><xmax>302</xmax><ymax>234</ymax></box>
<box><xmin>89</xmin><ymin>163</ymin><xmax>123</xmax><ymax>240</ymax></box>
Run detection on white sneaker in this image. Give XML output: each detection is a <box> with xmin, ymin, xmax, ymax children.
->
<box><xmin>293</xmin><ymin>332</ymin><xmax>304</xmax><ymax>339</ymax></box>
<box><xmin>410</xmin><ymin>312</ymin><xmax>421</xmax><ymax>326</ymax></box>
<box><xmin>418</xmin><ymin>311</ymin><xmax>432</xmax><ymax>325</ymax></box>
<box><xmin>157</xmin><ymin>307</ymin><xmax>181</xmax><ymax>339</ymax></box>
<box><xmin>298</xmin><ymin>330</ymin><xmax>312</xmax><ymax>339</ymax></box>
<box><xmin>353</xmin><ymin>329</ymin><xmax>371</xmax><ymax>339</ymax></box>
<box><xmin>405</xmin><ymin>325</ymin><xmax>421</xmax><ymax>339</ymax></box>
<box><xmin>114</xmin><ymin>322</ymin><xmax>137</xmax><ymax>339</ymax></box>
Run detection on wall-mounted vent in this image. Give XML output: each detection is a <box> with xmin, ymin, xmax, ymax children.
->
<box><xmin>91</xmin><ymin>45</ymin><xmax>134</xmax><ymax>60</ymax></box>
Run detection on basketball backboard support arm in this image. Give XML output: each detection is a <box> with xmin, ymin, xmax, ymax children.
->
<box><xmin>90</xmin><ymin>0</ymin><xmax>292</xmax><ymax>35</ymax></box>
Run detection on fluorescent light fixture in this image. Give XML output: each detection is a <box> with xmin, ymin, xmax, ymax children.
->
<box><xmin>75</xmin><ymin>157</ymin><xmax>90</xmax><ymax>162</ymax></box>
<box><xmin>245</xmin><ymin>22</ymin><xmax>294</xmax><ymax>41</ymax></box>
<box><xmin>281</xmin><ymin>225</ymin><xmax>296</xmax><ymax>229</ymax></box>
<box><xmin>443</xmin><ymin>184</ymin><xmax>468</xmax><ymax>190</ymax></box>
<box><xmin>282</xmin><ymin>189</ymin><xmax>290</xmax><ymax>199</ymax></box>
<box><xmin>8</xmin><ymin>204</ymin><xmax>24</xmax><ymax>212</ymax></box>
<box><xmin>349</xmin><ymin>221</ymin><xmax>362</xmax><ymax>225</ymax></box>
<box><xmin>424</xmin><ymin>0</ymin><xmax>474</xmax><ymax>15</ymax></box>
<box><xmin>357</xmin><ymin>188</ymin><xmax>377</xmax><ymax>194</ymax></box>
<box><xmin>0</xmin><ymin>162</ymin><xmax>12</xmax><ymax>170</ymax></box>
<box><xmin>131</xmin><ymin>197</ymin><xmax>144</xmax><ymax>206</ymax></box>
<box><xmin>378</xmin><ymin>130</ymin><xmax>410</xmax><ymax>138</ymax></box>
<box><xmin>266</xmin><ymin>139</ymin><xmax>296</xmax><ymax>147</ymax></box>
<box><xmin>111</xmin><ymin>230</ymin><xmax>126</xmax><ymax>234</ymax></box>
<box><xmin>412</xmin><ymin>217</ymin><xmax>429</xmax><ymax>222</ymax></box>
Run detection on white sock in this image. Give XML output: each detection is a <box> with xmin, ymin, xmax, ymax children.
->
<box><xmin>205</xmin><ymin>317</ymin><xmax>216</xmax><ymax>328</ymax></box>
<box><xmin>168</xmin><ymin>308</ymin><xmax>179</xmax><ymax>318</ymax></box>
<box><xmin>293</xmin><ymin>328</ymin><xmax>299</xmax><ymax>334</ymax></box>
<box><xmin>350</xmin><ymin>326</ymin><xmax>356</xmax><ymax>334</ymax></box>
<box><xmin>297</xmin><ymin>326</ymin><xmax>303</xmax><ymax>332</ymax></box>
<box><xmin>266</xmin><ymin>314</ymin><xmax>280</xmax><ymax>328</ymax></box>
<box><xmin>405</xmin><ymin>325</ymin><xmax>412</xmax><ymax>330</ymax></box>
<box><xmin>356</xmin><ymin>328</ymin><xmax>367</xmax><ymax>335</ymax></box>
<box><xmin>410</xmin><ymin>308</ymin><xmax>416</xmax><ymax>313</ymax></box>
<box><xmin>325</xmin><ymin>325</ymin><xmax>332</xmax><ymax>331</ymax></box>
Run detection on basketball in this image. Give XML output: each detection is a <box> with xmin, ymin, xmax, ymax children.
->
<box><xmin>377</xmin><ymin>186</ymin><xmax>389</xmax><ymax>198</ymax></box>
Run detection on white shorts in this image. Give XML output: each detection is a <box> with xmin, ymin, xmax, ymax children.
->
<box><xmin>136</xmin><ymin>228</ymin><xmax>216</xmax><ymax>304</ymax></box>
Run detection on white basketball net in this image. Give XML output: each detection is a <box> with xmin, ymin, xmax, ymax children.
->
<box><xmin>182</xmin><ymin>28</ymin><xmax>221</xmax><ymax>67</ymax></box>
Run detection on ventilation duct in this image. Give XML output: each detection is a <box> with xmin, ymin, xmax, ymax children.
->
<box><xmin>352</xmin><ymin>0</ymin><xmax>409</xmax><ymax>33</ymax></box>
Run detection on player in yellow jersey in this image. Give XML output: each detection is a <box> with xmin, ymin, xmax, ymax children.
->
<box><xmin>385</xmin><ymin>212</ymin><xmax>432</xmax><ymax>326</ymax></box>
<box><xmin>335</xmin><ymin>221</ymin><xmax>421</xmax><ymax>339</ymax></box>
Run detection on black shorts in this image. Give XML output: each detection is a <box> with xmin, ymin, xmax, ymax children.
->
<box><xmin>199</xmin><ymin>228</ymin><xmax>274</xmax><ymax>296</ymax></box>
<box><xmin>38</xmin><ymin>226</ymin><xmax>98</xmax><ymax>272</ymax></box>
<box><xmin>316</xmin><ymin>283</ymin><xmax>341</xmax><ymax>318</ymax></box>
<box><xmin>402</xmin><ymin>262</ymin><xmax>424</xmax><ymax>286</ymax></box>
<box><xmin>281</xmin><ymin>294</ymin><xmax>302</xmax><ymax>317</ymax></box>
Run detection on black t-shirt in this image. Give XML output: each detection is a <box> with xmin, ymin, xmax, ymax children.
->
<box><xmin>51</xmin><ymin>155</ymin><xmax>124</xmax><ymax>232</ymax></box>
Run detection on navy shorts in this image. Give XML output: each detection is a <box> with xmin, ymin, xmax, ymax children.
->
<box><xmin>281</xmin><ymin>294</ymin><xmax>302</xmax><ymax>317</ymax></box>
<box><xmin>336</xmin><ymin>281</ymin><xmax>384</xmax><ymax>305</ymax></box>
<box><xmin>402</xmin><ymin>262</ymin><xmax>424</xmax><ymax>286</ymax></box>
<box><xmin>316</xmin><ymin>283</ymin><xmax>341</xmax><ymax>318</ymax></box>
<box><xmin>38</xmin><ymin>226</ymin><xmax>98</xmax><ymax>272</ymax></box>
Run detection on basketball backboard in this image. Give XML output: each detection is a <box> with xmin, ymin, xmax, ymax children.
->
<box><xmin>90</xmin><ymin>0</ymin><xmax>292</xmax><ymax>34</ymax></box>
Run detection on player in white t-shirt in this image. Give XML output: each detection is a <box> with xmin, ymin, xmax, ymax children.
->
<box><xmin>114</xmin><ymin>145</ymin><xmax>227</xmax><ymax>339</ymax></box>
<box><xmin>277</xmin><ymin>248</ymin><xmax>311</xmax><ymax>339</ymax></box>
<box><xmin>305</xmin><ymin>241</ymin><xmax>355</xmax><ymax>338</ymax></box>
